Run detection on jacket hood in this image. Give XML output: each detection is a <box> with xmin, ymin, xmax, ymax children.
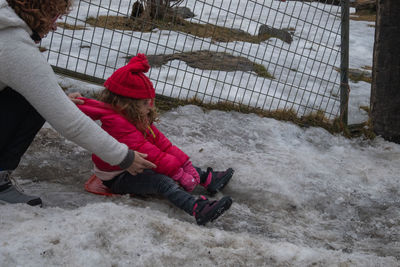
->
<box><xmin>0</xmin><ymin>0</ymin><xmax>32</xmax><ymax>33</ymax></box>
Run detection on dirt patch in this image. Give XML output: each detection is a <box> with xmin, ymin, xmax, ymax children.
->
<box><xmin>334</xmin><ymin>67</ymin><xmax>372</xmax><ymax>84</ymax></box>
<box><xmin>362</xmin><ymin>65</ymin><xmax>372</xmax><ymax>71</ymax></box>
<box><xmin>85</xmin><ymin>15</ymin><xmax>291</xmax><ymax>44</ymax></box>
<box><xmin>56</xmin><ymin>22</ymin><xmax>87</xmax><ymax>31</ymax></box>
<box><xmin>141</xmin><ymin>51</ymin><xmax>274</xmax><ymax>79</ymax></box>
<box><xmin>350</xmin><ymin>7</ymin><xmax>376</xmax><ymax>22</ymax></box>
<box><xmin>350</xmin><ymin>13</ymin><xmax>376</xmax><ymax>22</ymax></box>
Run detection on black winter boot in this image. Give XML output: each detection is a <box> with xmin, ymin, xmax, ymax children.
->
<box><xmin>193</xmin><ymin>195</ymin><xmax>232</xmax><ymax>225</ymax></box>
<box><xmin>200</xmin><ymin>168</ymin><xmax>234</xmax><ymax>195</ymax></box>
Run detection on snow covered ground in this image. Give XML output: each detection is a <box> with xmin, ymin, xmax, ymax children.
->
<box><xmin>2</xmin><ymin>104</ymin><xmax>400</xmax><ymax>266</ymax></box>
<box><xmin>2</xmin><ymin>1</ymin><xmax>399</xmax><ymax>267</ymax></box>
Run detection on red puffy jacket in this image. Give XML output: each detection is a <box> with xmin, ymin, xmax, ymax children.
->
<box><xmin>77</xmin><ymin>98</ymin><xmax>189</xmax><ymax>176</ymax></box>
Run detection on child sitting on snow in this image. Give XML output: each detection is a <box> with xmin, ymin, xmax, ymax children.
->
<box><xmin>77</xmin><ymin>54</ymin><xmax>234</xmax><ymax>225</ymax></box>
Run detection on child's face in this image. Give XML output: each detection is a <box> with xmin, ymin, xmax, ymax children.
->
<box><xmin>137</xmin><ymin>98</ymin><xmax>153</xmax><ymax>115</ymax></box>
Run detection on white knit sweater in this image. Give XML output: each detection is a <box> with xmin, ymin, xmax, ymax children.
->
<box><xmin>0</xmin><ymin>0</ymin><xmax>129</xmax><ymax>166</ymax></box>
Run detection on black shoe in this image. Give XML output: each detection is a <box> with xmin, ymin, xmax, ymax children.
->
<box><xmin>193</xmin><ymin>195</ymin><xmax>232</xmax><ymax>225</ymax></box>
<box><xmin>200</xmin><ymin>168</ymin><xmax>234</xmax><ymax>195</ymax></box>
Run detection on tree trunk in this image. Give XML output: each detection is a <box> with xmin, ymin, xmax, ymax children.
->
<box><xmin>370</xmin><ymin>0</ymin><xmax>400</xmax><ymax>143</ymax></box>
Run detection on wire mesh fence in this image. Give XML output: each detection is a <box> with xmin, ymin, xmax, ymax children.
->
<box><xmin>43</xmin><ymin>0</ymin><xmax>347</xmax><ymax>121</ymax></box>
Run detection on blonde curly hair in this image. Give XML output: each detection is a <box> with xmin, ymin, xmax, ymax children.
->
<box><xmin>6</xmin><ymin>0</ymin><xmax>72</xmax><ymax>36</ymax></box>
<box><xmin>98</xmin><ymin>89</ymin><xmax>159</xmax><ymax>135</ymax></box>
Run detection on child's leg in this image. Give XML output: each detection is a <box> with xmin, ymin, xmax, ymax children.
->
<box><xmin>103</xmin><ymin>170</ymin><xmax>233</xmax><ymax>225</ymax></box>
<box><xmin>194</xmin><ymin>166</ymin><xmax>234</xmax><ymax>195</ymax></box>
<box><xmin>103</xmin><ymin>170</ymin><xmax>196</xmax><ymax>215</ymax></box>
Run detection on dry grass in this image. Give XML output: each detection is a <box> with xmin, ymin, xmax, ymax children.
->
<box><xmin>86</xmin><ymin>88</ymin><xmax>374</xmax><ymax>140</ymax></box>
<box><xmin>359</xmin><ymin>105</ymin><xmax>370</xmax><ymax>113</ymax></box>
<box><xmin>86</xmin><ymin>15</ymin><xmax>290</xmax><ymax>44</ymax></box>
<box><xmin>56</xmin><ymin>22</ymin><xmax>87</xmax><ymax>31</ymax></box>
<box><xmin>347</xmin><ymin>121</ymin><xmax>375</xmax><ymax>139</ymax></box>
<box><xmin>346</xmin><ymin>105</ymin><xmax>376</xmax><ymax>139</ymax></box>
<box><xmin>349</xmin><ymin>72</ymin><xmax>372</xmax><ymax>84</ymax></box>
<box><xmin>350</xmin><ymin>10</ymin><xmax>376</xmax><ymax>22</ymax></box>
<box><xmin>350</xmin><ymin>14</ymin><xmax>376</xmax><ymax>22</ymax></box>
<box><xmin>142</xmin><ymin>51</ymin><xmax>275</xmax><ymax>80</ymax></box>
<box><xmin>334</xmin><ymin>67</ymin><xmax>372</xmax><ymax>84</ymax></box>
<box><xmin>154</xmin><ymin>96</ymin><xmax>366</xmax><ymax>138</ymax></box>
<box><xmin>78</xmin><ymin>92</ymin><xmax>375</xmax><ymax>141</ymax></box>
<box><xmin>253</xmin><ymin>63</ymin><xmax>275</xmax><ymax>79</ymax></box>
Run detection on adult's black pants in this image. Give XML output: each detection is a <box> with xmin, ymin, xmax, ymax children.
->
<box><xmin>0</xmin><ymin>87</ymin><xmax>45</xmax><ymax>171</ymax></box>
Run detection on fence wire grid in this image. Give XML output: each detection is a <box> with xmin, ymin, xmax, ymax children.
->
<box><xmin>44</xmin><ymin>0</ymin><xmax>347</xmax><ymax>121</ymax></box>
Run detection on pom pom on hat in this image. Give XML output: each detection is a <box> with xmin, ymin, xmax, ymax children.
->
<box><xmin>104</xmin><ymin>54</ymin><xmax>155</xmax><ymax>99</ymax></box>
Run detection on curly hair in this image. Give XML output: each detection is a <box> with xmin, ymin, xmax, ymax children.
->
<box><xmin>6</xmin><ymin>0</ymin><xmax>73</xmax><ymax>35</ymax></box>
<box><xmin>98</xmin><ymin>89</ymin><xmax>159</xmax><ymax>135</ymax></box>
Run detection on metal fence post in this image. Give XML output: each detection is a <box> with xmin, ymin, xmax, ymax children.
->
<box><xmin>340</xmin><ymin>0</ymin><xmax>350</xmax><ymax>125</ymax></box>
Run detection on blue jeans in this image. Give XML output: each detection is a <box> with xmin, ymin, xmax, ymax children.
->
<box><xmin>103</xmin><ymin>170</ymin><xmax>197</xmax><ymax>215</ymax></box>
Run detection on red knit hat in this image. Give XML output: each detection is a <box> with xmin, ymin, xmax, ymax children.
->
<box><xmin>104</xmin><ymin>54</ymin><xmax>155</xmax><ymax>99</ymax></box>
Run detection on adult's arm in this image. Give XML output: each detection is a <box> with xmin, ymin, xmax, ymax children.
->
<box><xmin>0</xmin><ymin>28</ymin><xmax>142</xmax><ymax>169</ymax></box>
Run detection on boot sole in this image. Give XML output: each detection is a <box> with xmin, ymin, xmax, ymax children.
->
<box><xmin>0</xmin><ymin>198</ymin><xmax>42</xmax><ymax>207</ymax></box>
<box><xmin>197</xmin><ymin>196</ymin><xmax>233</xmax><ymax>225</ymax></box>
<box><xmin>207</xmin><ymin>168</ymin><xmax>234</xmax><ymax>195</ymax></box>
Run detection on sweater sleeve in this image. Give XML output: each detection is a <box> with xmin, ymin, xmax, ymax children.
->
<box><xmin>0</xmin><ymin>29</ymin><xmax>128</xmax><ymax>166</ymax></box>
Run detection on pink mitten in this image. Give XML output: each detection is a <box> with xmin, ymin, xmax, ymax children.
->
<box><xmin>171</xmin><ymin>168</ymin><xmax>198</xmax><ymax>192</ymax></box>
<box><xmin>182</xmin><ymin>160</ymin><xmax>200</xmax><ymax>184</ymax></box>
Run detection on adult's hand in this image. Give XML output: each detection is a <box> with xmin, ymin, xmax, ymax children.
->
<box><xmin>127</xmin><ymin>151</ymin><xmax>156</xmax><ymax>175</ymax></box>
<box><xmin>68</xmin><ymin>92</ymin><xmax>84</xmax><ymax>105</ymax></box>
